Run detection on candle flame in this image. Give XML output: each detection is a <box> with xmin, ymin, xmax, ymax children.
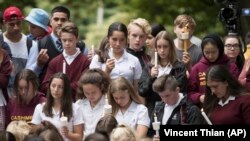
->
<box><xmin>184</xmin><ymin>24</ymin><xmax>189</xmax><ymax>32</ymax></box>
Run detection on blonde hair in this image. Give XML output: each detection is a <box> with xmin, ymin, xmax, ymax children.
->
<box><xmin>128</xmin><ymin>18</ymin><xmax>151</xmax><ymax>35</ymax></box>
<box><xmin>174</xmin><ymin>14</ymin><xmax>196</xmax><ymax>31</ymax></box>
<box><xmin>110</xmin><ymin>124</ymin><xmax>138</xmax><ymax>141</ymax></box>
<box><xmin>6</xmin><ymin>120</ymin><xmax>31</xmax><ymax>141</ymax></box>
<box><xmin>108</xmin><ymin>77</ymin><xmax>142</xmax><ymax>116</ymax></box>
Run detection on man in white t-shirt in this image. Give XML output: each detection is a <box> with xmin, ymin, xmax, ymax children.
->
<box><xmin>3</xmin><ymin>6</ymin><xmax>37</xmax><ymax>96</ymax></box>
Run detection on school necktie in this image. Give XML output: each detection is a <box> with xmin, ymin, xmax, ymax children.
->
<box><xmin>56</xmin><ymin>39</ymin><xmax>63</xmax><ymax>52</ymax></box>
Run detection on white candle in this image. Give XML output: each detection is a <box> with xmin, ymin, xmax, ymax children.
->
<box><xmin>201</xmin><ymin>108</ymin><xmax>212</xmax><ymax>125</ymax></box>
<box><xmin>181</xmin><ymin>32</ymin><xmax>189</xmax><ymax>40</ymax></box>
<box><xmin>154</xmin><ymin>51</ymin><xmax>158</xmax><ymax>67</ymax></box>
<box><xmin>104</xmin><ymin>95</ymin><xmax>112</xmax><ymax>115</ymax></box>
<box><xmin>245</xmin><ymin>60</ymin><xmax>250</xmax><ymax>72</ymax></box>
<box><xmin>63</xmin><ymin>60</ymin><xmax>66</xmax><ymax>74</ymax></box>
<box><xmin>153</xmin><ymin>113</ymin><xmax>160</xmax><ymax>137</ymax></box>
<box><xmin>60</xmin><ymin>112</ymin><xmax>68</xmax><ymax>127</ymax></box>
<box><xmin>110</xmin><ymin>47</ymin><xmax>113</xmax><ymax>59</ymax></box>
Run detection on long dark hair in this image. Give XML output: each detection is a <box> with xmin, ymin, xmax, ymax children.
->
<box><xmin>43</xmin><ymin>72</ymin><xmax>73</xmax><ymax>121</ymax></box>
<box><xmin>223</xmin><ymin>34</ymin><xmax>245</xmax><ymax>71</ymax></box>
<box><xmin>14</xmin><ymin>69</ymin><xmax>39</xmax><ymax>105</ymax></box>
<box><xmin>203</xmin><ymin>65</ymin><xmax>246</xmax><ymax>114</ymax></box>
<box><xmin>97</xmin><ymin>22</ymin><xmax>128</xmax><ymax>63</ymax></box>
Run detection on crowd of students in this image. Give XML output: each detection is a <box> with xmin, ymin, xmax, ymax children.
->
<box><xmin>0</xmin><ymin>4</ymin><xmax>250</xmax><ymax>141</ymax></box>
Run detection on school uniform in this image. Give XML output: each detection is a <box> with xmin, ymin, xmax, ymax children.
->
<box><xmin>210</xmin><ymin>95</ymin><xmax>250</xmax><ymax>124</ymax></box>
<box><xmin>6</xmin><ymin>92</ymin><xmax>46</xmax><ymax>126</ymax></box>
<box><xmin>90</xmin><ymin>49</ymin><xmax>142</xmax><ymax>82</ymax></box>
<box><xmin>115</xmin><ymin>101</ymin><xmax>150</xmax><ymax>129</ymax></box>
<box><xmin>31</xmin><ymin>103</ymin><xmax>84</xmax><ymax>141</ymax></box>
<box><xmin>41</xmin><ymin>49</ymin><xmax>90</xmax><ymax>101</ymax></box>
<box><xmin>188</xmin><ymin>55</ymin><xmax>239</xmax><ymax>105</ymax></box>
<box><xmin>75</xmin><ymin>95</ymin><xmax>105</xmax><ymax>137</ymax></box>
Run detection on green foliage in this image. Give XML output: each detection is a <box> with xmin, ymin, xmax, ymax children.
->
<box><xmin>0</xmin><ymin>0</ymin><xmax>230</xmax><ymax>46</ymax></box>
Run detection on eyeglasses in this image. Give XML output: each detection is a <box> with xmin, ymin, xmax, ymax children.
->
<box><xmin>224</xmin><ymin>44</ymin><xmax>240</xmax><ymax>49</ymax></box>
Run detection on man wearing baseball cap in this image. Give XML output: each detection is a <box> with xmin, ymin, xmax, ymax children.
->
<box><xmin>3</xmin><ymin>6</ymin><xmax>37</xmax><ymax>95</ymax></box>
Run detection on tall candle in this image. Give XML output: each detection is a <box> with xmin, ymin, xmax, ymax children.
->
<box><xmin>104</xmin><ymin>94</ymin><xmax>112</xmax><ymax>115</ymax></box>
<box><xmin>182</xmin><ymin>24</ymin><xmax>189</xmax><ymax>53</ymax></box>
<box><xmin>201</xmin><ymin>108</ymin><xmax>212</xmax><ymax>125</ymax></box>
<box><xmin>245</xmin><ymin>60</ymin><xmax>250</xmax><ymax>72</ymax></box>
<box><xmin>153</xmin><ymin>113</ymin><xmax>160</xmax><ymax>137</ymax></box>
<box><xmin>63</xmin><ymin>60</ymin><xmax>66</xmax><ymax>74</ymax></box>
<box><xmin>154</xmin><ymin>51</ymin><xmax>158</xmax><ymax>67</ymax></box>
<box><xmin>110</xmin><ymin>47</ymin><xmax>114</xmax><ymax>59</ymax></box>
<box><xmin>154</xmin><ymin>113</ymin><xmax>158</xmax><ymax>122</ymax></box>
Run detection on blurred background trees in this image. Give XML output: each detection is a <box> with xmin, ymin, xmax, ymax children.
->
<box><xmin>0</xmin><ymin>0</ymin><xmax>249</xmax><ymax>48</ymax></box>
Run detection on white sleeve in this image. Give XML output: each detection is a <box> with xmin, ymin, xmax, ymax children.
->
<box><xmin>89</xmin><ymin>55</ymin><xmax>102</xmax><ymax>69</ymax></box>
<box><xmin>137</xmin><ymin>105</ymin><xmax>150</xmax><ymax>127</ymax></box>
<box><xmin>31</xmin><ymin>103</ymin><xmax>43</xmax><ymax>125</ymax></box>
<box><xmin>73</xmin><ymin>104</ymin><xmax>84</xmax><ymax>126</ymax></box>
<box><xmin>134</xmin><ymin>58</ymin><xmax>142</xmax><ymax>80</ymax></box>
<box><xmin>25</xmin><ymin>41</ymin><xmax>42</xmax><ymax>75</ymax></box>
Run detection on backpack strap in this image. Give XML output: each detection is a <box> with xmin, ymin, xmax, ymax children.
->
<box><xmin>26</xmin><ymin>37</ymin><xmax>33</xmax><ymax>54</ymax></box>
<box><xmin>38</xmin><ymin>36</ymin><xmax>50</xmax><ymax>52</ymax></box>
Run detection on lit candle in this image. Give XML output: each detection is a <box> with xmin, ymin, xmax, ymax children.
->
<box><xmin>152</xmin><ymin>113</ymin><xmax>160</xmax><ymax>137</ymax></box>
<box><xmin>201</xmin><ymin>108</ymin><xmax>212</xmax><ymax>125</ymax></box>
<box><xmin>154</xmin><ymin>113</ymin><xmax>158</xmax><ymax>122</ymax></box>
<box><xmin>104</xmin><ymin>94</ymin><xmax>112</xmax><ymax>115</ymax></box>
<box><xmin>154</xmin><ymin>51</ymin><xmax>158</xmax><ymax>67</ymax></box>
<box><xmin>60</xmin><ymin>112</ymin><xmax>68</xmax><ymax>127</ymax></box>
<box><xmin>245</xmin><ymin>60</ymin><xmax>250</xmax><ymax>72</ymax></box>
<box><xmin>182</xmin><ymin>24</ymin><xmax>189</xmax><ymax>53</ymax></box>
<box><xmin>63</xmin><ymin>60</ymin><xmax>66</xmax><ymax>74</ymax></box>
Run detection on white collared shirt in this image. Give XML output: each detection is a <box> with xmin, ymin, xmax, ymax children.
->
<box><xmin>31</xmin><ymin>103</ymin><xmax>84</xmax><ymax>141</ymax></box>
<box><xmin>218</xmin><ymin>95</ymin><xmax>236</xmax><ymax>106</ymax></box>
<box><xmin>157</xmin><ymin>63</ymin><xmax>172</xmax><ymax>78</ymax></box>
<box><xmin>63</xmin><ymin>48</ymin><xmax>81</xmax><ymax>65</ymax></box>
<box><xmin>115</xmin><ymin>101</ymin><xmax>150</xmax><ymax>129</ymax></box>
<box><xmin>51</xmin><ymin>32</ymin><xmax>59</xmax><ymax>47</ymax></box>
<box><xmin>162</xmin><ymin>93</ymin><xmax>184</xmax><ymax>124</ymax></box>
<box><xmin>90</xmin><ymin>49</ymin><xmax>142</xmax><ymax>82</ymax></box>
<box><xmin>75</xmin><ymin>95</ymin><xmax>105</xmax><ymax>137</ymax></box>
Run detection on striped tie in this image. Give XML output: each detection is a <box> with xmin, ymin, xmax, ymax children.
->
<box><xmin>56</xmin><ymin>39</ymin><xmax>63</xmax><ymax>52</ymax></box>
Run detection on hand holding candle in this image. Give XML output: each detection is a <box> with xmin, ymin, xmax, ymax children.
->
<box><xmin>201</xmin><ymin>108</ymin><xmax>212</xmax><ymax>125</ymax></box>
<box><xmin>152</xmin><ymin>113</ymin><xmax>160</xmax><ymax>137</ymax></box>
<box><xmin>60</xmin><ymin>112</ymin><xmax>68</xmax><ymax>127</ymax></box>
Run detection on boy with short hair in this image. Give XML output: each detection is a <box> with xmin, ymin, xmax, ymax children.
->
<box><xmin>173</xmin><ymin>14</ymin><xmax>202</xmax><ymax>72</ymax></box>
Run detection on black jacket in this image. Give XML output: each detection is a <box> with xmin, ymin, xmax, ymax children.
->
<box><xmin>126</xmin><ymin>47</ymin><xmax>151</xmax><ymax>69</ymax></box>
<box><xmin>147</xmin><ymin>96</ymin><xmax>205</xmax><ymax>137</ymax></box>
<box><xmin>138</xmin><ymin>60</ymin><xmax>187</xmax><ymax>116</ymax></box>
